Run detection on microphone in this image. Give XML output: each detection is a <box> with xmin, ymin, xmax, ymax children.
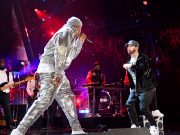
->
<box><xmin>80</xmin><ymin>33</ymin><xmax>93</xmax><ymax>44</ymax></box>
<box><xmin>85</xmin><ymin>38</ymin><xmax>93</xmax><ymax>44</ymax></box>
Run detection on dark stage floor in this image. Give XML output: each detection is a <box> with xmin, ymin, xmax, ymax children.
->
<box><xmin>0</xmin><ymin>115</ymin><xmax>180</xmax><ymax>135</ymax></box>
<box><xmin>1</xmin><ymin>128</ymin><xmax>180</xmax><ymax>135</ymax></box>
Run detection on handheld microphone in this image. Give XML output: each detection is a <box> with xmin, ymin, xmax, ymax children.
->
<box><xmin>80</xmin><ymin>33</ymin><xmax>93</xmax><ymax>44</ymax></box>
<box><xmin>85</xmin><ymin>38</ymin><xmax>93</xmax><ymax>44</ymax></box>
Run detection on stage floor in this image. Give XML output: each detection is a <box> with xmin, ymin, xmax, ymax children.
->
<box><xmin>0</xmin><ymin>115</ymin><xmax>180</xmax><ymax>135</ymax></box>
<box><xmin>1</xmin><ymin>128</ymin><xmax>180</xmax><ymax>135</ymax></box>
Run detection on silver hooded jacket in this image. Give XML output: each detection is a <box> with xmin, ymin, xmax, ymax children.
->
<box><xmin>37</xmin><ymin>24</ymin><xmax>84</xmax><ymax>75</ymax></box>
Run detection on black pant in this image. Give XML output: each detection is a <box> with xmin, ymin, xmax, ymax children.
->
<box><xmin>150</xmin><ymin>88</ymin><xmax>158</xmax><ymax>111</ymax></box>
<box><xmin>27</xmin><ymin>96</ymin><xmax>34</xmax><ymax>109</ymax></box>
<box><xmin>88</xmin><ymin>88</ymin><xmax>101</xmax><ymax>114</ymax></box>
<box><xmin>0</xmin><ymin>92</ymin><xmax>12</xmax><ymax>128</ymax></box>
<box><xmin>126</xmin><ymin>89</ymin><xmax>156</xmax><ymax>126</ymax></box>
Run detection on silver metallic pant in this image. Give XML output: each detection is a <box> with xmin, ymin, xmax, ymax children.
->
<box><xmin>16</xmin><ymin>73</ymin><xmax>81</xmax><ymax>134</ymax></box>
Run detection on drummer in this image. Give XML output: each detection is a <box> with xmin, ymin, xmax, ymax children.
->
<box><xmin>86</xmin><ymin>61</ymin><xmax>106</xmax><ymax>117</ymax></box>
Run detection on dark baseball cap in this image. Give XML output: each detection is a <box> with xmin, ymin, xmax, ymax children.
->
<box><xmin>125</xmin><ymin>40</ymin><xmax>139</xmax><ymax>47</ymax></box>
<box><xmin>94</xmin><ymin>61</ymin><xmax>101</xmax><ymax>67</ymax></box>
<box><xmin>0</xmin><ymin>56</ymin><xmax>5</xmax><ymax>61</ymax></box>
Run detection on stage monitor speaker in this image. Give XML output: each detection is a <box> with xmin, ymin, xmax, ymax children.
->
<box><xmin>139</xmin><ymin>115</ymin><xmax>164</xmax><ymax>135</ymax></box>
<box><xmin>88</xmin><ymin>128</ymin><xmax>151</xmax><ymax>135</ymax></box>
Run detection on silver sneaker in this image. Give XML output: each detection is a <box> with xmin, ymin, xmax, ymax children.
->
<box><xmin>72</xmin><ymin>130</ymin><xmax>87</xmax><ymax>134</ymax></box>
<box><xmin>10</xmin><ymin>129</ymin><xmax>23</xmax><ymax>135</ymax></box>
<box><xmin>95</xmin><ymin>113</ymin><xmax>101</xmax><ymax>117</ymax></box>
<box><xmin>87</xmin><ymin>113</ymin><xmax>93</xmax><ymax>118</ymax></box>
<box><xmin>130</xmin><ymin>124</ymin><xmax>140</xmax><ymax>128</ymax></box>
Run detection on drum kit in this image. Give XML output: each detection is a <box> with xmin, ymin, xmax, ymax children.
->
<box><xmin>82</xmin><ymin>82</ymin><xmax>124</xmax><ymax>117</ymax></box>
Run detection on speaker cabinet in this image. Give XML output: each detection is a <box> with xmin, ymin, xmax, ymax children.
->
<box><xmin>88</xmin><ymin>128</ymin><xmax>151</xmax><ymax>135</ymax></box>
<box><xmin>139</xmin><ymin>115</ymin><xmax>164</xmax><ymax>135</ymax></box>
<box><xmin>156</xmin><ymin>116</ymin><xmax>164</xmax><ymax>135</ymax></box>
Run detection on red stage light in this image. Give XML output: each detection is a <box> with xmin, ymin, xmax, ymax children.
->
<box><xmin>34</xmin><ymin>8</ymin><xmax>47</xmax><ymax>19</ymax></box>
<box><xmin>76</xmin><ymin>97</ymin><xmax>81</xmax><ymax>108</ymax></box>
<box><xmin>76</xmin><ymin>98</ymin><xmax>80</xmax><ymax>104</ymax></box>
<box><xmin>50</xmin><ymin>31</ymin><xmax>55</xmax><ymax>36</ymax></box>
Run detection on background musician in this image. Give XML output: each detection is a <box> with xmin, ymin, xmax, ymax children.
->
<box><xmin>26</xmin><ymin>71</ymin><xmax>40</xmax><ymax>108</ymax></box>
<box><xmin>26</xmin><ymin>71</ymin><xmax>42</xmax><ymax>129</ymax></box>
<box><xmin>86</xmin><ymin>61</ymin><xmax>106</xmax><ymax>117</ymax></box>
<box><xmin>0</xmin><ymin>57</ymin><xmax>14</xmax><ymax>131</ymax></box>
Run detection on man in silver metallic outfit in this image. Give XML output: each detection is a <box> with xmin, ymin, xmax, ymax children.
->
<box><xmin>11</xmin><ymin>16</ymin><xmax>87</xmax><ymax>135</ymax></box>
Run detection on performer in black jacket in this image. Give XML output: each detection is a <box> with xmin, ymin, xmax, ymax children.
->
<box><xmin>123</xmin><ymin>40</ymin><xmax>159</xmax><ymax>135</ymax></box>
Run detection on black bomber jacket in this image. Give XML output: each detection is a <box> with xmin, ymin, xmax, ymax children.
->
<box><xmin>127</xmin><ymin>53</ymin><xmax>156</xmax><ymax>93</ymax></box>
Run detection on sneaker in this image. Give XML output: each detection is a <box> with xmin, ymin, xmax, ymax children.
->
<box><xmin>152</xmin><ymin>110</ymin><xmax>164</xmax><ymax>117</ymax></box>
<box><xmin>131</xmin><ymin>124</ymin><xmax>137</xmax><ymax>128</ymax></box>
<box><xmin>130</xmin><ymin>124</ymin><xmax>141</xmax><ymax>128</ymax></box>
<box><xmin>130</xmin><ymin>124</ymin><xmax>137</xmax><ymax>128</ymax></box>
<box><xmin>10</xmin><ymin>129</ymin><xmax>23</xmax><ymax>135</ymax></box>
<box><xmin>150</xmin><ymin>126</ymin><xmax>159</xmax><ymax>135</ymax></box>
<box><xmin>87</xmin><ymin>113</ymin><xmax>93</xmax><ymax>118</ymax></box>
<box><xmin>72</xmin><ymin>130</ymin><xmax>87</xmax><ymax>134</ymax></box>
<box><xmin>95</xmin><ymin>113</ymin><xmax>101</xmax><ymax>117</ymax></box>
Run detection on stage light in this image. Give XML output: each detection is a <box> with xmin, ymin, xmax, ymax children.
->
<box><xmin>24</xmin><ymin>27</ymin><xmax>29</xmax><ymax>37</ymax></box>
<box><xmin>34</xmin><ymin>8</ymin><xmax>47</xmax><ymax>19</ymax></box>
<box><xmin>79</xmin><ymin>109</ymin><xmax>89</xmax><ymax>114</ymax></box>
<box><xmin>21</xmin><ymin>61</ymin><xmax>25</xmax><ymax>65</ymax></box>
<box><xmin>50</xmin><ymin>31</ymin><xmax>55</xmax><ymax>36</ymax></box>
<box><xmin>76</xmin><ymin>98</ymin><xmax>80</xmax><ymax>104</ymax></box>
<box><xmin>34</xmin><ymin>8</ymin><xmax>38</xmax><ymax>12</ymax></box>
<box><xmin>143</xmin><ymin>0</ymin><xmax>148</xmax><ymax>5</ymax></box>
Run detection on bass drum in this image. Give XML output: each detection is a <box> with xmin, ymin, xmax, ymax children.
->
<box><xmin>99</xmin><ymin>90</ymin><xmax>112</xmax><ymax>113</ymax></box>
